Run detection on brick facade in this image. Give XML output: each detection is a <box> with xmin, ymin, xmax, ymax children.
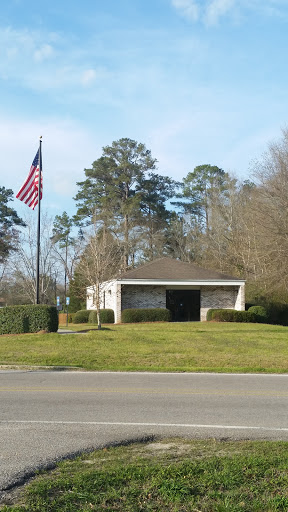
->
<box><xmin>200</xmin><ymin>285</ymin><xmax>241</xmax><ymax>321</ymax></box>
<box><xmin>121</xmin><ymin>285</ymin><xmax>166</xmax><ymax>310</ymax></box>
<box><xmin>87</xmin><ymin>282</ymin><xmax>245</xmax><ymax>323</ymax></box>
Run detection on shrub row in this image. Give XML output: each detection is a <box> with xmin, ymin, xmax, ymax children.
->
<box><xmin>207</xmin><ymin>306</ymin><xmax>268</xmax><ymax>323</ymax></box>
<box><xmin>121</xmin><ymin>308</ymin><xmax>171</xmax><ymax>323</ymax></box>
<box><xmin>73</xmin><ymin>309</ymin><xmax>114</xmax><ymax>324</ymax></box>
<box><xmin>73</xmin><ymin>310</ymin><xmax>90</xmax><ymax>323</ymax></box>
<box><xmin>207</xmin><ymin>309</ymin><xmax>251</xmax><ymax>322</ymax></box>
<box><xmin>88</xmin><ymin>309</ymin><xmax>114</xmax><ymax>324</ymax></box>
<box><xmin>247</xmin><ymin>305</ymin><xmax>269</xmax><ymax>321</ymax></box>
<box><xmin>0</xmin><ymin>305</ymin><xmax>58</xmax><ymax>334</ymax></box>
<box><xmin>246</xmin><ymin>302</ymin><xmax>288</xmax><ymax>326</ymax></box>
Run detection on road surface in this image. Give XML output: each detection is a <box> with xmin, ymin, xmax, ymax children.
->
<box><xmin>1</xmin><ymin>370</ymin><xmax>288</xmax><ymax>497</ymax></box>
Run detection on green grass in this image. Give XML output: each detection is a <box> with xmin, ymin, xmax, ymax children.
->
<box><xmin>0</xmin><ymin>322</ymin><xmax>288</xmax><ymax>373</ymax></box>
<box><xmin>2</xmin><ymin>439</ymin><xmax>288</xmax><ymax>511</ymax></box>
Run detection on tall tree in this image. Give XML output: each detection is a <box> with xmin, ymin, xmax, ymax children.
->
<box><xmin>74</xmin><ymin>156</ymin><xmax>114</xmax><ymax>228</ymax></box>
<box><xmin>137</xmin><ymin>173</ymin><xmax>177</xmax><ymax>260</ymax></box>
<box><xmin>52</xmin><ymin>212</ymin><xmax>77</xmax><ymax>301</ymax></box>
<box><xmin>74</xmin><ymin>138</ymin><xmax>157</xmax><ymax>269</ymax></box>
<box><xmin>175</xmin><ymin>165</ymin><xmax>229</xmax><ymax>232</ymax></box>
<box><xmin>249</xmin><ymin>129</ymin><xmax>288</xmax><ymax>300</ymax></box>
<box><xmin>0</xmin><ymin>187</ymin><xmax>25</xmax><ymax>265</ymax></box>
<box><xmin>164</xmin><ymin>212</ymin><xmax>204</xmax><ymax>263</ymax></box>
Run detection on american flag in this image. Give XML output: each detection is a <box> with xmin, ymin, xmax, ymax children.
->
<box><xmin>16</xmin><ymin>149</ymin><xmax>43</xmax><ymax>210</ymax></box>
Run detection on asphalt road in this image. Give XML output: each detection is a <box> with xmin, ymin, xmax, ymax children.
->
<box><xmin>1</xmin><ymin>370</ymin><xmax>288</xmax><ymax>497</ymax></box>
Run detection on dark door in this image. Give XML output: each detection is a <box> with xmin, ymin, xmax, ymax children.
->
<box><xmin>166</xmin><ymin>290</ymin><xmax>200</xmax><ymax>321</ymax></box>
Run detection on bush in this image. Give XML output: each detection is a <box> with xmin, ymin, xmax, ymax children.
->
<box><xmin>248</xmin><ymin>306</ymin><xmax>268</xmax><ymax>323</ymax></box>
<box><xmin>207</xmin><ymin>309</ymin><xmax>255</xmax><ymax>323</ymax></box>
<box><xmin>121</xmin><ymin>308</ymin><xmax>171</xmax><ymax>323</ymax></box>
<box><xmin>206</xmin><ymin>309</ymin><xmax>220</xmax><ymax>321</ymax></box>
<box><xmin>0</xmin><ymin>305</ymin><xmax>58</xmax><ymax>334</ymax></box>
<box><xmin>69</xmin><ymin>313</ymin><xmax>75</xmax><ymax>323</ymax></box>
<box><xmin>263</xmin><ymin>303</ymin><xmax>288</xmax><ymax>326</ymax></box>
<box><xmin>73</xmin><ymin>309</ymin><xmax>90</xmax><ymax>323</ymax></box>
<box><xmin>88</xmin><ymin>309</ymin><xmax>114</xmax><ymax>324</ymax></box>
<box><xmin>246</xmin><ymin>301</ymin><xmax>288</xmax><ymax>326</ymax></box>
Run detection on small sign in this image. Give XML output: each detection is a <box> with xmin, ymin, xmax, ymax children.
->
<box><xmin>57</xmin><ymin>296</ymin><xmax>60</xmax><ymax>306</ymax></box>
<box><xmin>57</xmin><ymin>305</ymin><xmax>63</xmax><ymax>311</ymax></box>
<box><xmin>66</xmin><ymin>297</ymin><xmax>70</xmax><ymax>305</ymax></box>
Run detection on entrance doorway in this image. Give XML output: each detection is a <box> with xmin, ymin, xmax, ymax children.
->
<box><xmin>166</xmin><ymin>290</ymin><xmax>200</xmax><ymax>322</ymax></box>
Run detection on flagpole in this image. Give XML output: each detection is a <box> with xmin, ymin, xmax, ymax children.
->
<box><xmin>36</xmin><ymin>136</ymin><xmax>42</xmax><ymax>304</ymax></box>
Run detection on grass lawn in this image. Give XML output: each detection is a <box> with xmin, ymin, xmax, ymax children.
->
<box><xmin>0</xmin><ymin>322</ymin><xmax>288</xmax><ymax>373</ymax></box>
<box><xmin>2</xmin><ymin>438</ymin><xmax>288</xmax><ymax>511</ymax></box>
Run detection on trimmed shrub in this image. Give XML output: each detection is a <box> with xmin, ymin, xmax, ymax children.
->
<box><xmin>121</xmin><ymin>308</ymin><xmax>171</xmax><ymax>323</ymax></box>
<box><xmin>88</xmin><ymin>309</ymin><xmax>114</xmax><ymax>324</ymax></box>
<box><xmin>206</xmin><ymin>309</ymin><xmax>220</xmax><ymax>321</ymax></box>
<box><xmin>261</xmin><ymin>302</ymin><xmax>288</xmax><ymax>326</ymax></box>
<box><xmin>248</xmin><ymin>306</ymin><xmax>268</xmax><ymax>323</ymax></box>
<box><xmin>0</xmin><ymin>305</ymin><xmax>58</xmax><ymax>334</ymax></box>
<box><xmin>207</xmin><ymin>308</ymin><xmax>255</xmax><ymax>323</ymax></box>
<box><xmin>73</xmin><ymin>309</ymin><xmax>90</xmax><ymax>323</ymax></box>
<box><xmin>246</xmin><ymin>302</ymin><xmax>288</xmax><ymax>326</ymax></box>
<box><xmin>69</xmin><ymin>313</ymin><xmax>75</xmax><ymax>323</ymax></box>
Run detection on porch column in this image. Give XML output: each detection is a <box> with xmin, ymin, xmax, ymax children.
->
<box><xmin>235</xmin><ymin>285</ymin><xmax>245</xmax><ymax>311</ymax></box>
<box><xmin>114</xmin><ymin>283</ymin><xmax>122</xmax><ymax>323</ymax></box>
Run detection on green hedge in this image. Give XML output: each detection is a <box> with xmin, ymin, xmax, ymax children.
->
<box><xmin>73</xmin><ymin>309</ymin><xmax>91</xmax><ymax>323</ymax></box>
<box><xmin>247</xmin><ymin>306</ymin><xmax>268</xmax><ymax>322</ymax></box>
<box><xmin>69</xmin><ymin>313</ymin><xmax>75</xmax><ymax>323</ymax></box>
<box><xmin>206</xmin><ymin>309</ymin><xmax>222</xmax><ymax>321</ymax></box>
<box><xmin>207</xmin><ymin>309</ymin><xmax>257</xmax><ymax>323</ymax></box>
<box><xmin>0</xmin><ymin>305</ymin><xmax>58</xmax><ymax>334</ymax></box>
<box><xmin>88</xmin><ymin>309</ymin><xmax>114</xmax><ymax>324</ymax></box>
<box><xmin>245</xmin><ymin>302</ymin><xmax>288</xmax><ymax>326</ymax></box>
<box><xmin>121</xmin><ymin>308</ymin><xmax>171</xmax><ymax>323</ymax></box>
<box><xmin>255</xmin><ymin>303</ymin><xmax>288</xmax><ymax>326</ymax></box>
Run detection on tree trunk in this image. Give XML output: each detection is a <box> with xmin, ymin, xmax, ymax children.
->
<box><xmin>124</xmin><ymin>214</ymin><xmax>129</xmax><ymax>270</ymax></box>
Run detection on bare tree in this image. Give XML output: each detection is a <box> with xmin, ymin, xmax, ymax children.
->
<box><xmin>51</xmin><ymin>212</ymin><xmax>84</xmax><ymax>306</ymax></box>
<box><xmin>77</xmin><ymin>228</ymin><xmax>122</xmax><ymax>329</ymax></box>
<box><xmin>250</xmin><ymin>129</ymin><xmax>288</xmax><ymax>300</ymax></box>
<box><xmin>11</xmin><ymin>212</ymin><xmax>60</xmax><ymax>304</ymax></box>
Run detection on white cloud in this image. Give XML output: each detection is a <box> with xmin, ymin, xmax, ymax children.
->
<box><xmin>0</xmin><ymin>25</ymin><xmax>115</xmax><ymax>97</ymax></box>
<box><xmin>171</xmin><ymin>0</ymin><xmax>288</xmax><ymax>24</ymax></box>
<box><xmin>0</xmin><ymin>116</ymin><xmax>97</xmax><ymax>204</ymax></box>
<box><xmin>34</xmin><ymin>44</ymin><xmax>54</xmax><ymax>62</ymax></box>
<box><xmin>171</xmin><ymin>0</ymin><xmax>199</xmax><ymax>21</ymax></box>
<box><xmin>81</xmin><ymin>69</ymin><xmax>97</xmax><ymax>86</ymax></box>
<box><xmin>205</xmin><ymin>0</ymin><xmax>236</xmax><ymax>25</ymax></box>
<box><xmin>0</xmin><ymin>26</ymin><xmax>53</xmax><ymax>59</ymax></box>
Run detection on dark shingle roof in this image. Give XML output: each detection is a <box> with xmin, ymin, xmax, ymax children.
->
<box><xmin>120</xmin><ymin>258</ymin><xmax>242</xmax><ymax>281</ymax></box>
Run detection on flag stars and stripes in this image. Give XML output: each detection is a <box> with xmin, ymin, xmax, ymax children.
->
<box><xmin>16</xmin><ymin>149</ymin><xmax>43</xmax><ymax>210</ymax></box>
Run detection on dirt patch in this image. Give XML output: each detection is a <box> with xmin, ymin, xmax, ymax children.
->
<box><xmin>145</xmin><ymin>441</ymin><xmax>189</xmax><ymax>455</ymax></box>
<box><xmin>0</xmin><ymin>486</ymin><xmax>26</xmax><ymax>508</ymax></box>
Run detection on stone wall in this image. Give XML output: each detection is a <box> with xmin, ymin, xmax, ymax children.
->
<box><xmin>200</xmin><ymin>285</ymin><xmax>243</xmax><ymax>321</ymax></box>
<box><xmin>121</xmin><ymin>285</ymin><xmax>166</xmax><ymax>310</ymax></box>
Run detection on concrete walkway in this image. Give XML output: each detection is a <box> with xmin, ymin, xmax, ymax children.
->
<box><xmin>57</xmin><ymin>328</ymin><xmax>79</xmax><ymax>334</ymax></box>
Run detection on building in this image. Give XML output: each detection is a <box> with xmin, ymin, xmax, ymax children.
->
<box><xmin>86</xmin><ymin>257</ymin><xmax>245</xmax><ymax>323</ymax></box>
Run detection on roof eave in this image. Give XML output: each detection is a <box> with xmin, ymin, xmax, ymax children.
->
<box><xmin>118</xmin><ymin>278</ymin><xmax>245</xmax><ymax>286</ymax></box>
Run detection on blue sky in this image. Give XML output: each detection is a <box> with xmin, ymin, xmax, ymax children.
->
<box><xmin>1</xmin><ymin>0</ymin><xmax>288</xmax><ymax>219</ymax></box>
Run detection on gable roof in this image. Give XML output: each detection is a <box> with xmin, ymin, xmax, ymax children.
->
<box><xmin>120</xmin><ymin>257</ymin><xmax>242</xmax><ymax>282</ymax></box>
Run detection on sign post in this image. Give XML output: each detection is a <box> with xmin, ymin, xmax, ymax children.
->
<box><xmin>66</xmin><ymin>297</ymin><xmax>70</xmax><ymax>327</ymax></box>
<box><xmin>56</xmin><ymin>296</ymin><xmax>62</xmax><ymax>312</ymax></box>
